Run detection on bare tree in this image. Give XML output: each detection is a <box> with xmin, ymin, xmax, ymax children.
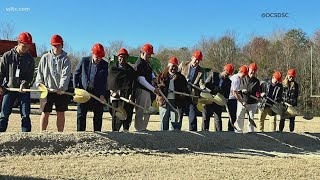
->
<box><xmin>0</xmin><ymin>22</ymin><xmax>16</xmax><ymax>40</ymax></box>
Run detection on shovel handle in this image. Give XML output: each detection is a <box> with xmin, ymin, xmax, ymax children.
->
<box><xmin>6</xmin><ymin>88</ymin><xmax>44</xmax><ymax>92</ymax></box>
<box><xmin>120</xmin><ymin>97</ymin><xmax>148</xmax><ymax>111</ymax></box>
<box><xmin>169</xmin><ymin>89</ymin><xmax>200</xmax><ymax>98</ymax></box>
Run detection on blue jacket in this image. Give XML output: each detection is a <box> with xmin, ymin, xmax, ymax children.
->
<box><xmin>73</xmin><ymin>56</ymin><xmax>108</xmax><ymax>96</ymax></box>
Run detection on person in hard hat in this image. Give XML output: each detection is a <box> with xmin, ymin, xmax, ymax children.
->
<box><xmin>73</xmin><ymin>43</ymin><xmax>108</xmax><ymax>132</ymax></box>
<box><xmin>235</xmin><ymin>63</ymin><xmax>261</xmax><ymax>133</ymax></box>
<box><xmin>133</xmin><ymin>43</ymin><xmax>159</xmax><ymax>131</ymax></box>
<box><xmin>178</xmin><ymin>50</ymin><xmax>204</xmax><ymax>131</ymax></box>
<box><xmin>0</xmin><ymin>32</ymin><xmax>35</xmax><ymax>132</ymax></box>
<box><xmin>154</xmin><ymin>57</ymin><xmax>188</xmax><ymax>130</ymax></box>
<box><xmin>201</xmin><ymin>64</ymin><xmax>233</xmax><ymax>131</ymax></box>
<box><xmin>279</xmin><ymin>69</ymin><xmax>299</xmax><ymax>132</ymax></box>
<box><xmin>36</xmin><ymin>34</ymin><xmax>72</xmax><ymax>132</ymax></box>
<box><xmin>228</xmin><ymin>65</ymin><xmax>248</xmax><ymax>132</ymax></box>
<box><xmin>258</xmin><ymin>71</ymin><xmax>283</xmax><ymax>132</ymax></box>
<box><xmin>108</xmin><ymin>48</ymin><xmax>136</xmax><ymax>132</ymax></box>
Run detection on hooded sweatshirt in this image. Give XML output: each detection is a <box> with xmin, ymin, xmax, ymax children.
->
<box><xmin>35</xmin><ymin>50</ymin><xmax>71</xmax><ymax>91</ymax></box>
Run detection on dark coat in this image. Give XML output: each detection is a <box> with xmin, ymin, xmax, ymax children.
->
<box><xmin>155</xmin><ymin>68</ymin><xmax>189</xmax><ymax>108</ymax></box>
<box><xmin>73</xmin><ymin>56</ymin><xmax>108</xmax><ymax>97</ymax></box>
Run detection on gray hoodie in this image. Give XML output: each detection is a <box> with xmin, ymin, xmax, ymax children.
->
<box><xmin>36</xmin><ymin>50</ymin><xmax>71</xmax><ymax>91</ymax></box>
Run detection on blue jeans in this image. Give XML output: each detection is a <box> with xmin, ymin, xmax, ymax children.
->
<box><xmin>159</xmin><ymin>100</ymin><xmax>182</xmax><ymax>131</ymax></box>
<box><xmin>179</xmin><ymin>102</ymin><xmax>198</xmax><ymax>131</ymax></box>
<box><xmin>0</xmin><ymin>91</ymin><xmax>31</xmax><ymax>132</ymax></box>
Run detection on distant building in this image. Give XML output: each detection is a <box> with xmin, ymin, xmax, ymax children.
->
<box><xmin>0</xmin><ymin>40</ymin><xmax>37</xmax><ymax>57</ymax></box>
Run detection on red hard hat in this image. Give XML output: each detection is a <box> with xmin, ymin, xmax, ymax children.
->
<box><xmin>224</xmin><ymin>64</ymin><xmax>234</xmax><ymax>75</ymax></box>
<box><xmin>249</xmin><ymin>63</ymin><xmax>258</xmax><ymax>71</ymax></box>
<box><xmin>239</xmin><ymin>65</ymin><xmax>248</xmax><ymax>75</ymax></box>
<box><xmin>273</xmin><ymin>71</ymin><xmax>282</xmax><ymax>82</ymax></box>
<box><xmin>168</xmin><ymin>56</ymin><xmax>179</xmax><ymax>65</ymax></box>
<box><xmin>287</xmin><ymin>69</ymin><xmax>296</xmax><ymax>77</ymax></box>
<box><xmin>51</xmin><ymin>34</ymin><xmax>63</xmax><ymax>46</ymax></box>
<box><xmin>141</xmin><ymin>43</ymin><xmax>154</xmax><ymax>54</ymax></box>
<box><xmin>117</xmin><ymin>48</ymin><xmax>129</xmax><ymax>56</ymax></box>
<box><xmin>92</xmin><ymin>43</ymin><xmax>105</xmax><ymax>58</ymax></box>
<box><xmin>18</xmin><ymin>32</ymin><xmax>33</xmax><ymax>44</ymax></box>
<box><xmin>192</xmin><ymin>50</ymin><xmax>203</xmax><ymax>60</ymax></box>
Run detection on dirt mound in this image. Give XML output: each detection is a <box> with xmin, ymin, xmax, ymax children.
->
<box><xmin>1</xmin><ymin>131</ymin><xmax>319</xmax><ymax>157</ymax></box>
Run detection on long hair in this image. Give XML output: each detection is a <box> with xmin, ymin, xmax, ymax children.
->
<box><xmin>282</xmin><ymin>75</ymin><xmax>295</xmax><ymax>89</ymax></box>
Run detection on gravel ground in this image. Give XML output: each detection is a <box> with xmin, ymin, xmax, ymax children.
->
<box><xmin>0</xmin><ymin>108</ymin><xmax>319</xmax><ymax>179</ymax></box>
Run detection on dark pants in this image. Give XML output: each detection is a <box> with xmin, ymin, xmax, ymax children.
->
<box><xmin>279</xmin><ymin>117</ymin><xmax>295</xmax><ymax>132</ymax></box>
<box><xmin>202</xmin><ymin>103</ymin><xmax>223</xmax><ymax>131</ymax></box>
<box><xmin>0</xmin><ymin>91</ymin><xmax>31</xmax><ymax>132</ymax></box>
<box><xmin>227</xmin><ymin>99</ymin><xmax>237</xmax><ymax>131</ymax></box>
<box><xmin>77</xmin><ymin>97</ymin><xmax>103</xmax><ymax>131</ymax></box>
<box><xmin>111</xmin><ymin>100</ymin><xmax>134</xmax><ymax>131</ymax></box>
<box><xmin>180</xmin><ymin>102</ymin><xmax>198</xmax><ymax>131</ymax></box>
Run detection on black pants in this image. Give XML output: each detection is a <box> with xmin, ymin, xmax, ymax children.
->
<box><xmin>111</xmin><ymin>100</ymin><xmax>134</xmax><ymax>131</ymax></box>
<box><xmin>279</xmin><ymin>117</ymin><xmax>295</xmax><ymax>132</ymax></box>
<box><xmin>77</xmin><ymin>98</ymin><xmax>104</xmax><ymax>131</ymax></box>
<box><xmin>227</xmin><ymin>99</ymin><xmax>237</xmax><ymax>131</ymax></box>
<box><xmin>202</xmin><ymin>103</ymin><xmax>223</xmax><ymax>131</ymax></box>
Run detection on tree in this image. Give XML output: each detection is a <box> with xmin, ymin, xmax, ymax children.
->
<box><xmin>0</xmin><ymin>22</ymin><xmax>15</xmax><ymax>40</ymax></box>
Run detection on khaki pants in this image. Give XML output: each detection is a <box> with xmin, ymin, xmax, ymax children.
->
<box><xmin>134</xmin><ymin>88</ymin><xmax>151</xmax><ymax>131</ymax></box>
<box><xmin>259</xmin><ymin>107</ymin><xmax>277</xmax><ymax>132</ymax></box>
<box><xmin>235</xmin><ymin>102</ymin><xmax>258</xmax><ymax>133</ymax></box>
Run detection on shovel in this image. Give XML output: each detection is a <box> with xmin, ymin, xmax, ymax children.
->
<box><xmin>168</xmin><ymin>89</ymin><xmax>200</xmax><ymax>98</ymax></box>
<box><xmin>283</xmin><ymin>102</ymin><xmax>313</xmax><ymax>120</ymax></box>
<box><xmin>119</xmin><ymin>96</ymin><xmax>157</xmax><ymax>115</ymax></box>
<box><xmin>48</xmin><ymin>88</ymin><xmax>91</xmax><ymax>103</ymax></box>
<box><xmin>265</xmin><ymin>97</ymin><xmax>313</xmax><ymax>120</ymax></box>
<box><xmin>88</xmin><ymin>92</ymin><xmax>127</xmax><ymax>120</ymax></box>
<box><xmin>158</xmin><ymin>90</ymin><xmax>181</xmax><ymax>130</ymax></box>
<box><xmin>6</xmin><ymin>83</ymin><xmax>48</xmax><ymax>99</ymax></box>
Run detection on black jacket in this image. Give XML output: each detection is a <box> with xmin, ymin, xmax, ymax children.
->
<box><xmin>107</xmin><ymin>62</ymin><xmax>136</xmax><ymax>98</ymax></box>
<box><xmin>261</xmin><ymin>80</ymin><xmax>283</xmax><ymax>107</ymax></box>
<box><xmin>283</xmin><ymin>82</ymin><xmax>299</xmax><ymax>106</ymax></box>
<box><xmin>205</xmin><ymin>72</ymin><xmax>231</xmax><ymax>99</ymax></box>
<box><xmin>0</xmin><ymin>47</ymin><xmax>35</xmax><ymax>88</ymax></box>
<box><xmin>240</xmin><ymin>76</ymin><xmax>261</xmax><ymax>104</ymax></box>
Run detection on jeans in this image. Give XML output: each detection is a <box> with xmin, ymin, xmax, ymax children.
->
<box><xmin>0</xmin><ymin>91</ymin><xmax>31</xmax><ymax>132</ymax></box>
<box><xmin>159</xmin><ymin>100</ymin><xmax>182</xmax><ymax>131</ymax></box>
<box><xmin>279</xmin><ymin>116</ymin><xmax>295</xmax><ymax>132</ymax></box>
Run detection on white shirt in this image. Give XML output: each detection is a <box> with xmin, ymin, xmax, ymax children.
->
<box><xmin>229</xmin><ymin>74</ymin><xmax>241</xmax><ymax>99</ymax></box>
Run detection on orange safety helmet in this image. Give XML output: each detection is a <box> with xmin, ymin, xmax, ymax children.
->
<box><xmin>249</xmin><ymin>63</ymin><xmax>258</xmax><ymax>71</ymax></box>
<box><xmin>91</xmin><ymin>43</ymin><xmax>105</xmax><ymax>58</ymax></box>
<box><xmin>117</xmin><ymin>48</ymin><xmax>129</xmax><ymax>56</ymax></box>
<box><xmin>273</xmin><ymin>71</ymin><xmax>282</xmax><ymax>82</ymax></box>
<box><xmin>239</xmin><ymin>65</ymin><xmax>248</xmax><ymax>75</ymax></box>
<box><xmin>51</xmin><ymin>34</ymin><xmax>63</xmax><ymax>46</ymax></box>
<box><xmin>192</xmin><ymin>50</ymin><xmax>203</xmax><ymax>60</ymax></box>
<box><xmin>141</xmin><ymin>43</ymin><xmax>154</xmax><ymax>54</ymax></box>
<box><xmin>168</xmin><ymin>56</ymin><xmax>179</xmax><ymax>65</ymax></box>
<box><xmin>18</xmin><ymin>32</ymin><xmax>33</xmax><ymax>44</ymax></box>
<box><xmin>224</xmin><ymin>64</ymin><xmax>234</xmax><ymax>75</ymax></box>
<box><xmin>287</xmin><ymin>69</ymin><xmax>296</xmax><ymax>77</ymax></box>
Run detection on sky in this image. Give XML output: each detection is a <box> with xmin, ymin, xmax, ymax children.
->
<box><xmin>0</xmin><ymin>0</ymin><xmax>319</xmax><ymax>54</ymax></box>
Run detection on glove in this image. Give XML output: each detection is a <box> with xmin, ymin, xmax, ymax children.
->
<box><xmin>241</xmin><ymin>89</ymin><xmax>248</xmax><ymax>95</ymax></box>
<box><xmin>261</xmin><ymin>92</ymin><xmax>266</xmax><ymax>98</ymax></box>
